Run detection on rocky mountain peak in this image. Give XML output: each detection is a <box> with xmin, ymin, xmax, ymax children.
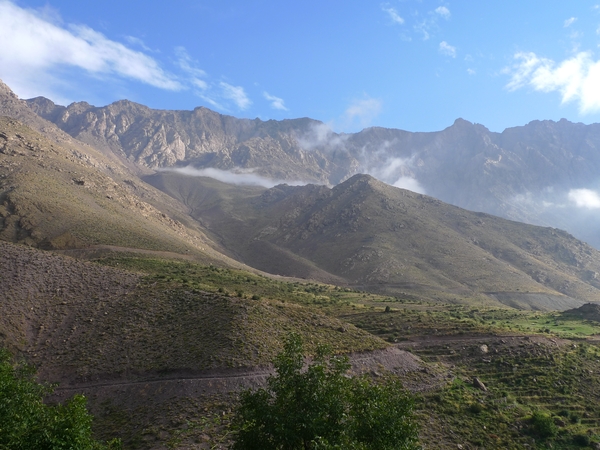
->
<box><xmin>0</xmin><ymin>79</ymin><xmax>18</xmax><ymax>100</ymax></box>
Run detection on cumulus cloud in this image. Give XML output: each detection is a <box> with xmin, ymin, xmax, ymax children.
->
<box><xmin>219</xmin><ymin>82</ymin><xmax>251</xmax><ymax>110</ymax></box>
<box><xmin>435</xmin><ymin>6</ymin><xmax>451</xmax><ymax>19</ymax></box>
<box><xmin>382</xmin><ymin>5</ymin><xmax>404</xmax><ymax>25</ymax></box>
<box><xmin>161</xmin><ymin>166</ymin><xmax>306</xmax><ymax>188</ymax></box>
<box><xmin>263</xmin><ymin>92</ymin><xmax>288</xmax><ymax>110</ymax></box>
<box><xmin>568</xmin><ymin>188</ymin><xmax>600</xmax><ymax>209</ymax></box>
<box><xmin>439</xmin><ymin>41</ymin><xmax>456</xmax><ymax>57</ymax></box>
<box><xmin>564</xmin><ymin>17</ymin><xmax>577</xmax><ymax>27</ymax></box>
<box><xmin>506</xmin><ymin>51</ymin><xmax>600</xmax><ymax>113</ymax></box>
<box><xmin>0</xmin><ymin>0</ymin><xmax>181</xmax><ymax>98</ymax></box>
<box><xmin>467</xmin><ymin>68</ymin><xmax>476</xmax><ymax>75</ymax></box>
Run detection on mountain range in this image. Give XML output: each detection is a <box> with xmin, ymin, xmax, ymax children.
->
<box><xmin>25</xmin><ymin>90</ymin><xmax>600</xmax><ymax>249</ymax></box>
<box><xmin>1</xmin><ymin>79</ymin><xmax>600</xmax><ymax>310</ymax></box>
<box><xmin>6</xmin><ymin>78</ymin><xmax>600</xmax><ymax>447</ymax></box>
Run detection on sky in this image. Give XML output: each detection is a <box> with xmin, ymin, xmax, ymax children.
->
<box><xmin>3</xmin><ymin>1</ymin><xmax>600</xmax><ymax>133</ymax></box>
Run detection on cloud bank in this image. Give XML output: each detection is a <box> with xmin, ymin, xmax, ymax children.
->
<box><xmin>161</xmin><ymin>166</ymin><xmax>307</xmax><ymax>188</ymax></box>
<box><xmin>506</xmin><ymin>51</ymin><xmax>600</xmax><ymax>113</ymax></box>
<box><xmin>0</xmin><ymin>0</ymin><xmax>181</xmax><ymax>99</ymax></box>
<box><xmin>568</xmin><ymin>188</ymin><xmax>600</xmax><ymax>209</ymax></box>
<box><xmin>298</xmin><ymin>124</ymin><xmax>426</xmax><ymax>194</ymax></box>
<box><xmin>0</xmin><ymin>1</ymin><xmax>260</xmax><ymax>113</ymax></box>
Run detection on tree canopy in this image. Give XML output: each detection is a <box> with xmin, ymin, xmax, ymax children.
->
<box><xmin>0</xmin><ymin>348</ymin><xmax>120</xmax><ymax>450</ymax></box>
<box><xmin>232</xmin><ymin>334</ymin><xmax>419</xmax><ymax>450</ymax></box>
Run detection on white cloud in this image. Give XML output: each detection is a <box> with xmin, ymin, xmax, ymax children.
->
<box><xmin>439</xmin><ymin>41</ymin><xmax>456</xmax><ymax>58</ymax></box>
<box><xmin>392</xmin><ymin>176</ymin><xmax>426</xmax><ymax>194</ymax></box>
<box><xmin>175</xmin><ymin>46</ymin><xmax>255</xmax><ymax>112</ymax></box>
<box><xmin>263</xmin><ymin>92</ymin><xmax>288</xmax><ymax>111</ymax></box>
<box><xmin>506</xmin><ymin>51</ymin><xmax>600</xmax><ymax>113</ymax></box>
<box><xmin>175</xmin><ymin>46</ymin><xmax>207</xmax><ymax>80</ymax></box>
<box><xmin>382</xmin><ymin>5</ymin><xmax>404</xmax><ymax>25</ymax></box>
<box><xmin>161</xmin><ymin>166</ymin><xmax>306</xmax><ymax>188</ymax></box>
<box><xmin>363</xmin><ymin>155</ymin><xmax>426</xmax><ymax>194</ymax></box>
<box><xmin>564</xmin><ymin>17</ymin><xmax>577</xmax><ymax>27</ymax></box>
<box><xmin>0</xmin><ymin>0</ymin><xmax>182</xmax><ymax>98</ymax></box>
<box><xmin>296</xmin><ymin>123</ymin><xmax>348</xmax><ymax>151</ymax></box>
<box><xmin>175</xmin><ymin>46</ymin><xmax>210</xmax><ymax>93</ymax></box>
<box><xmin>220</xmin><ymin>82</ymin><xmax>251</xmax><ymax>110</ymax></box>
<box><xmin>343</xmin><ymin>97</ymin><xmax>382</xmax><ymax>129</ymax></box>
<box><xmin>467</xmin><ymin>68</ymin><xmax>476</xmax><ymax>75</ymax></box>
<box><xmin>435</xmin><ymin>6</ymin><xmax>451</xmax><ymax>19</ymax></box>
<box><xmin>192</xmin><ymin>78</ymin><xmax>209</xmax><ymax>90</ymax></box>
<box><xmin>124</xmin><ymin>36</ymin><xmax>152</xmax><ymax>52</ymax></box>
<box><xmin>568</xmin><ymin>188</ymin><xmax>600</xmax><ymax>209</ymax></box>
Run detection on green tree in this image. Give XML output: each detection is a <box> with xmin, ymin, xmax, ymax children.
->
<box><xmin>0</xmin><ymin>348</ymin><xmax>121</xmax><ymax>449</ymax></box>
<box><xmin>232</xmin><ymin>334</ymin><xmax>419</xmax><ymax>450</ymax></box>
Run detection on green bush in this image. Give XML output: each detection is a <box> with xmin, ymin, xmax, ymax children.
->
<box><xmin>572</xmin><ymin>433</ymin><xmax>590</xmax><ymax>446</ymax></box>
<box><xmin>0</xmin><ymin>348</ymin><xmax>120</xmax><ymax>449</ymax></box>
<box><xmin>529</xmin><ymin>411</ymin><xmax>558</xmax><ymax>439</ymax></box>
<box><xmin>232</xmin><ymin>334</ymin><xmax>419</xmax><ymax>450</ymax></box>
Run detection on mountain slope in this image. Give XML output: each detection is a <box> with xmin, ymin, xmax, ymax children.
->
<box><xmin>26</xmin><ymin>90</ymin><xmax>600</xmax><ymax>248</ymax></box>
<box><xmin>26</xmin><ymin>95</ymin><xmax>334</xmax><ymax>183</ymax></box>
<box><xmin>146</xmin><ymin>171</ymin><xmax>600</xmax><ymax>310</ymax></box>
<box><xmin>0</xmin><ymin>116</ymin><xmax>225</xmax><ymax>260</ymax></box>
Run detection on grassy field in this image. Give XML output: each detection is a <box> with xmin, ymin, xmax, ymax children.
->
<box><xmin>86</xmin><ymin>255</ymin><xmax>600</xmax><ymax>449</ymax></box>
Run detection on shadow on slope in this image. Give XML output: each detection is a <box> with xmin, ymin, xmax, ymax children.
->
<box><xmin>146</xmin><ymin>171</ymin><xmax>600</xmax><ymax>310</ymax></box>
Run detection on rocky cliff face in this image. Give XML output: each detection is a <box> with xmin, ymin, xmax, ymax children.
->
<box><xmin>22</xmin><ymin>92</ymin><xmax>600</xmax><ymax>248</ymax></box>
<box><xmin>26</xmin><ymin>97</ymin><xmax>336</xmax><ymax>183</ymax></box>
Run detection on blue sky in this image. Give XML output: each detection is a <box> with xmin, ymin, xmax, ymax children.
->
<box><xmin>3</xmin><ymin>1</ymin><xmax>600</xmax><ymax>133</ymax></box>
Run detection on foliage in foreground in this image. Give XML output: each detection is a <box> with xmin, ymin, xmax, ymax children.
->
<box><xmin>0</xmin><ymin>349</ymin><xmax>120</xmax><ymax>450</ymax></box>
<box><xmin>232</xmin><ymin>334</ymin><xmax>419</xmax><ymax>450</ymax></box>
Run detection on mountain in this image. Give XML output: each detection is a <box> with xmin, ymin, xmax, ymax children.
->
<box><xmin>6</xmin><ymin>80</ymin><xmax>600</xmax><ymax>448</ymax></box>
<box><xmin>0</xmin><ymin>239</ymin><xmax>383</xmax><ymax>385</ymax></box>
<box><xmin>146</xmin><ymin>171</ymin><xmax>600</xmax><ymax>310</ymax></box>
<box><xmin>25</xmin><ymin>93</ymin><xmax>600</xmax><ymax>248</ymax></box>
<box><xmin>0</xmin><ymin>115</ymin><xmax>227</xmax><ymax>259</ymax></box>
<box><xmin>0</xmin><ymin>81</ymin><xmax>248</xmax><ymax>267</ymax></box>
<box><xmin>25</xmin><ymin>95</ymin><xmax>333</xmax><ymax>183</ymax></box>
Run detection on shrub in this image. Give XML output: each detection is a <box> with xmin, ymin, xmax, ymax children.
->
<box><xmin>0</xmin><ymin>348</ymin><xmax>121</xmax><ymax>449</ymax></box>
<box><xmin>232</xmin><ymin>334</ymin><xmax>419</xmax><ymax>450</ymax></box>
<box><xmin>529</xmin><ymin>411</ymin><xmax>558</xmax><ymax>439</ymax></box>
<box><xmin>572</xmin><ymin>434</ymin><xmax>590</xmax><ymax>446</ymax></box>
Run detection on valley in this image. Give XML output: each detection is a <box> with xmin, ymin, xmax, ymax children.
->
<box><xmin>3</xmin><ymin>78</ymin><xmax>600</xmax><ymax>448</ymax></box>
